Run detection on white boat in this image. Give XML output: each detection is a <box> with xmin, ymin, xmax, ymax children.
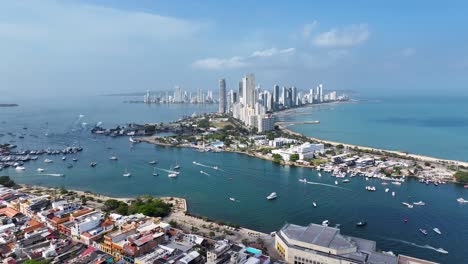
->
<box><xmin>37</xmin><ymin>168</ymin><xmax>45</xmax><ymax>172</ymax></box>
<box><xmin>267</xmin><ymin>192</ymin><xmax>278</xmax><ymax>200</ymax></box>
<box><xmin>173</xmin><ymin>162</ymin><xmax>180</xmax><ymax>170</ymax></box>
<box><xmin>322</xmin><ymin>220</ymin><xmax>329</xmax><ymax>227</ymax></box>
<box><xmin>109</xmin><ymin>156</ymin><xmax>118</xmax><ymax>160</ymax></box>
<box><xmin>365</xmin><ymin>186</ymin><xmax>376</xmax><ymax>192</ymax></box>
<box><xmin>392</xmin><ymin>181</ymin><xmax>402</xmax><ymax>186</ymax></box>
<box><xmin>457</xmin><ymin>197</ymin><xmax>468</xmax><ymax>203</ymax></box>
<box><xmin>318</xmin><ymin>172</ymin><xmax>322</xmax><ymax>177</ymax></box>
<box><xmin>123</xmin><ymin>169</ymin><xmax>131</xmax><ymax>177</ymax></box>
<box><xmin>385</xmin><ymin>188</ymin><xmax>389</xmax><ymax>193</ymax></box>
<box><xmin>15</xmin><ymin>166</ymin><xmax>26</xmax><ymax>170</ymax></box>
<box><xmin>298</xmin><ymin>179</ymin><xmax>307</xmax><ymax>183</ymax></box>
<box><xmin>152</xmin><ymin>167</ymin><xmax>158</xmax><ymax>176</ymax></box>
<box><xmin>168</xmin><ymin>173</ymin><xmax>178</xmax><ymax>178</ymax></box>
<box><xmin>392</xmin><ymin>191</ymin><xmax>396</xmax><ymax>197</ymax></box>
<box><xmin>342</xmin><ymin>179</ymin><xmax>349</xmax><ymax>183</ymax></box>
<box><xmin>62</xmin><ymin>156</ymin><xmax>66</xmax><ymax>161</ymax></box>
<box><xmin>402</xmin><ymin>202</ymin><xmax>414</xmax><ymax>208</ymax></box>
<box><xmin>413</xmin><ymin>201</ymin><xmax>426</xmax><ymax>206</ymax></box>
<box><xmin>72</xmin><ymin>158</ymin><xmax>78</xmax><ymax>162</ymax></box>
<box><xmin>213</xmin><ymin>166</ymin><xmax>219</xmax><ymax>170</ymax></box>
<box><xmin>47</xmin><ymin>173</ymin><xmax>64</xmax><ymax>177</ymax></box>
<box><xmin>148</xmin><ymin>160</ymin><xmax>157</xmax><ymax>165</ymax></box>
<box><xmin>313</xmin><ymin>202</ymin><xmax>317</xmax><ymax>208</ymax></box>
<box><xmin>44</xmin><ymin>159</ymin><xmax>53</xmax><ymax>163</ymax></box>
<box><xmin>433</xmin><ymin>228</ymin><xmax>442</xmax><ymax>235</ymax></box>
<box><xmin>334</xmin><ymin>181</ymin><xmax>338</xmax><ymax>185</ymax></box>
<box><xmin>129</xmin><ymin>137</ymin><xmax>138</xmax><ymax>143</ymax></box>
<box><xmin>229</xmin><ymin>197</ymin><xmax>236</xmax><ymax>202</ymax></box>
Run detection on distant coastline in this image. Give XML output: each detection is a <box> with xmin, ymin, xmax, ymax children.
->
<box><xmin>0</xmin><ymin>103</ymin><xmax>18</xmax><ymax>107</ymax></box>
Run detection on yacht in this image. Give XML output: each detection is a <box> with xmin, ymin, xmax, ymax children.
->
<box><xmin>342</xmin><ymin>179</ymin><xmax>350</xmax><ymax>183</ymax></box>
<box><xmin>267</xmin><ymin>192</ymin><xmax>278</xmax><ymax>200</ymax></box>
<box><xmin>433</xmin><ymin>228</ymin><xmax>442</xmax><ymax>235</ymax></box>
<box><xmin>109</xmin><ymin>156</ymin><xmax>118</xmax><ymax>160</ymax></box>
<box><xmin>413</xmin><ymin>201</ymin><xmax>426</xmax><ymax>206</ymax></box>
<box><xmin>402</xmin><ymin>202</ymin><xmax>414</xmax><ymax>208</ymax></box>
<box><xmin>419</xmin><ymin>229</ymin><xmax>428</xmax><ymax>235</ymax></box>
<box><xmin>168</xmin><ymin>172</ymin><xmax>178</xmax><ymax>178</ymax></box>
<box><xmin>148</xmin><ymin>160</ymin><xmax>157</xmax><ymax>165</ymax></box>
<box><xmin>356</xmin><ymin>221</ymin><xmax>367</xmax><ymax>227</ymax></box>
<box><xmin>456</xmin><ymin>197</ymin><xmax>468</xmax><ymax>203</ymax></box>
<box><xmin>72</xmin><ymin>158</ymin><xmax>78</xmax><ymax>162</ymax></box>
<box><xmin>44</xmin><ymin>159</ymin><xmax>53</xmax><ymax>163</ymax></box>
<box><xmin>298</xmin><ymin>179</ymin><xmax>307</xmax><ymax>183</ymax></box>
<box><xmin>312</xmin><ymin>202</ymin><xmax>317</xmax><ymax>208</ymax></box>
<box><xmin>174</xmin><ymin>162</ymin><xmax>181</xmax><ymax>170</ymax></box>
<box><xmin>322</xmin><ymin>220</ymin><xmax>329</xmax><ymax>227</ymax></box>
<box><xmin>15</xmin><ymin>166</ymin><xmax>26</xmax><ymax>170</ymax></box>
<box><xmin>123</xmin><ymin>169</ymin><xmax>131</xmax><ymax>177</ymax></box>
<box><xmin>152</xmin><ymin>167</ymin><xmax>158</xmax><ymax>176</ymax></box>
<box><xmin>37</xmin><ymin>168</ymin><xmax>45</xmax><ymax>172</ymax></box>
<box><xmin>62</xmin><ymin>156</ymin><xmax>66</xmax><ymax>161</ymax></box>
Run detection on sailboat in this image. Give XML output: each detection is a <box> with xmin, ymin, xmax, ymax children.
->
<box><xmin>173</xmin><ymin>161</ymin><xmax>180</xmax><ymax>170</ymax></box>
<box><xmin>109</xmin><ymin>156</ymin><xmax>118</xmax><ymax>161</ymax></box>
<box><xmin>152</xmin><ymin>167</ymin><xmax>158</xmax><ymax>176</ymax></box>
<box><xmin>123</xmin><ymin>168</ymin><xmax>131</xmax><ymax>177</ymax></box>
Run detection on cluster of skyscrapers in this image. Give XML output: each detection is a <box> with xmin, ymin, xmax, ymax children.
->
<box><xmin>143</xmin><ymin>87</ymin><xmax>215</xmax><ymax>104</ymax></box>
<box><xmin>218</xmin><ymin>73</ymin><xmax>348</xmax><ymax>132</ymax></box>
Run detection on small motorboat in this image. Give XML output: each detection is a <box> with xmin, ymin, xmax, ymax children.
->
<box><xmin>402</xmin><ymin>202</ymin><xmax>414</xmax><ymax>208</ymax></box>
<box><xmin>318</xmin><ymin>172</ymin><xmax>322</xmax><ymax>177</ymax></box>
<box><xmin>62</xmin><ymin>156</ymin><xmax>66</xmax><ymax>161</ymax></box>
<box><xmin>148</xmin><ymin>160</ymin><xmax>157</xmax><ymax>165</ymax></box>
<box><xmin>419</xmin><ymin>228</ymin><xmax>428</xmax><ymax>235</ymax></box>
<box><xmin>109</xmin><ymin>156</ymin><xmax>118</xmax><ymax>161</ymax></box>
<box><xmin>433</xmin><ymin>228</ymin><xmax>442</xmax><ymax>235</ymax></box>
<box><xmin>313</xmin><ymin>202</ymin><xmax>317</xmax><ymax>208</ymax></box>
<box><xmin>173</xmin><ymin>162</ymin><xmax>181</xmax><ymax>170</ymax></box>
<box><xmin>168</xmin><ymin>173</ymin><xmax>178</xmax><ymax>178</ymax></box>
<box><xmin>90</xmin><ymin>162</ymin><xmax>97</xmax><ymax>167</ymax></box>
<box><xmin>15</xmin><ymin>166</ymin><xmax>26</xmax><ymax>170</ymax></box>
<box><xmin>356</xmin><ymin>221</ymin><xmax>367</xmax><ymax>227</ymax></box>
<box><xmin>152</xmin><ymin>167</ymin><xmax>158</xmax><ymax>176</ymax></box>
<box><xmin>229</xmin><ymin>197</ymin><xmax>236</xmax><ymax>202</ymax></box>
<box><xmin>342</xmin><ymin>179</ymin><xmax>350</xmax><ymax>183</ymax></box>
<box><xmin>44</xmin><ymin>159</ymin><xmax>53</xmax><ymax>163</ymax></box>
<box><xmin>37</xmin><ymin>168</ymin><xmax>45</xmax><ymax>172</ymax></box>
<box><xmin>322</xmin><ymin>220</ymin><xmax>329</xmax><ymax>227</ymax></box>
<box><xmin>413</xmin><ymin>201</ymin><xmax>426</xmax><ymax>206</ymax></box>
<box><xmin>267</xmin><ymin>192</ymin><xmax>278</xmax><ymax>200</ymax></box>
<box><xmin>335</xmin><ymin>181</ymin><xmax>338</xmax><ymax>185</ymax></box>
<box><xmin>72</xmin><ymin>158</ymin><xmax>78</xmax><ymax>162</ymax></box>
<box><xmin>299</xmin><ymin>179</ymin><xmax>307</xmax><ymax>183</ymax></box>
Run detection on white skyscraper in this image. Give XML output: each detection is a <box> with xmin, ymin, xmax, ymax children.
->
<box><xmin>242</xmin><ymin>73</ymin><xmax>255</xmax><ymax>107</ymax></box>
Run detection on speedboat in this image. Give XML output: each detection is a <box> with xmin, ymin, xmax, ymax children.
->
<box><xmin>419</xmin><ymin>228</ymin><xmax>428</xmax><ymax>235</ymax></box>
<box><xmin>334</xmin><ymin>181</ymin><xmax>338</xmax><ymax>185</ymax></box>
<box><xmin>433</xmin><ymin>228</ymin><xmax>442</xmax><ymax>235</ymax></box>
<box><xmin>152</xmin><ymin>167</ymin><xmax>158</xmax><ymax>176</ymax></box>
<box><xmin>168</xmin><ymin>173</ymin><xmax>178</xmax><ymax>178</ymax></box>
<box><xmin>385</xmin><ymin>188</ymin><xmax>389</xmax><ymax>193</ymax></box>
<box><xmin>15</xmin><ymin>166</ymin><xmax>26</xmax><ymax>170</ymax></box>
<box><xmin>229</xmin><ymin>197</ymin><xmax>236</xmax><ymax>202</ymax></box>
<box><xmin>174</xmin><ymin>162</ymin><xmax>181</xmax><ymax>170</ymax></box>
<box><xmin>342</xmin><ymin>179</ymin><xmax>349</xmax><ymax>183</ymax></box>
<box><xmin>62</xmin><ymin>156</ymin><xmax>66</xmax><ymax>161</ymax></box>
<box><xmin>457</xmin><ymin>197</ymin><xmax>468</xmax><ymax>203</ymax></box>
<box><xmin>148</xmin><ymin>160</ymin><xmax>157</xmax><ymax>165</ymax></box>
<box><xmin>313</xmin><ymin>202</ymin><xmax>317</xmax><ymax>207</ymax></box>
<box><xmin>322</xmin><ymin>220</ymin><xmax>329</xmax><ymax>227</ymax></box>
<box><xmin>267</xmin><ymin>192</ymin><xmax>278</xmax><ymax>200</ymax></box>
<box><xmin>298</xmin><ymin>179</ymin><xmax>307</xmax><ymax>183</ymax></box>
<box><xmin>44</xmin><ymin>159</ymin><xmax>53</xmax><ymax>163</ymax></box>
<box><xmin>109</xmin><ymin>156</ymin><xmax>118</xmax><ymax>160</ymax></box>
<box><xmin>318</xmin><ymin>172</ymin><xmax>322</xmax><ymax>177</ymax></box>
<box><xmin>129</xmin><ymin>137</ymin><xmax>138</xmax><ymax>143</ymax></box>
<box><xmin>402</xmin><ymin>202</ymin><xmax>414</xmax><ymax>208</ymax></box>
<box><xmin>413</xmin><ymin>201</ymin><xmax>426</xmax><ymax>206</ymax></box>
<box><xmin>90</xmin><ymin>162</ymin><xmax>97</xmax><ymax>167</ymax></box>
<box><xmin>356</xmin><ymin>221</ymin><xmax>367</xmax><ymax>227</ymax></box>
<box><xmin>213</xmin><ymin>166</ymin><xmax>219</xmax><ymax>170</ymax></box>
<box><xmin>37</xmin><ymin>168</ymin><xmax>45</xmax><ymax>172</ymax></box>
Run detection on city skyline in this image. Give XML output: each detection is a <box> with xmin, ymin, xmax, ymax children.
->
<box><xmin>2</xmin><ymin>0</ymin><xmax>468</xmax><ymax>97</ymax></box>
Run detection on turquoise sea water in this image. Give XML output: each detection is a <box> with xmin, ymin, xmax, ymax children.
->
<box><xmin>1</xmin><ymin>95</ymin><xmax>468</xmax><ymax>263</ymax></box>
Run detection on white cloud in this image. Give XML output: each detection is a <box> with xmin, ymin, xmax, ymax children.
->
<box><xmin>314</xmin><ymin>24</ymin><xmax>369</xmax><ymax>47</ymax></box>
<box><xmin>193</xmin><ymin>47</ymin><xmax>295</xmax><ymax>70</ymax></box>
<box><xmin>302</xmin><ymin>21</ymin><xmax>318</xmax><ymax>38</ymax></box>
<box><xmin>402</xmin><ymin>48</ymin><xmax>416</xmax><ymax>57</ymax></box>
<box><xmin>192</xmin><ymin>56</ymin><xmax>247</xmax><ymax>70</ymax></box>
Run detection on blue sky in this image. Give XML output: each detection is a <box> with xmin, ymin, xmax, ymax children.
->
<box><xmin>1</xmin><ymin>0</ymin><xmax>467</xmax><ymax>97</ymax></box>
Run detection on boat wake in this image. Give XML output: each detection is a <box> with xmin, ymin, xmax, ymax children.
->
<box><xmin>200</xmin><ymin>171</ymin><xmax>211</xmax><ymax>176</ymax></box>
<box><xmin>306</xmin><ymin>181</ymin><xmax>350</xmax><ymax>190</ymax></box>
<box><xmin>155</xmin><ymin>168</ymin><xmax>178</xmax><ymax>174</ymax></box>
<box><xmin>192</xmin><ymin>161</ymin><xmax>224</xmax><ymax>171</ymax></box>
<box><xmin>386</xmin><ymin>238</ymin><xmax>448</xmax><ymax>254</ymax></box>
<box><xmin>40</xmin><ymin>173</ymin><xmax>65</xmax><ymax>177</ymax></box>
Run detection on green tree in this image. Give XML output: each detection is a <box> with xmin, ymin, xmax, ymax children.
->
<box><xmin>289</xmin><ymin>154</ymin><xmax>300</xmax><ymax>162</ymax></box>
<box><xmin>0</xmin><ymin>176</ymin><xmax>16</xmax><ymax>187</ymax></box>
<box><xmin>272</xmin><ymin>154</ymin><xmax>283</xmax><ymax>164</ymax></box>
<box><xmin>454</xmin><ymin>171</ymin><xmax>468</xmax><ymax>183</ymax></box>
<box><xmin>104</xmin><ymin>199</ymin><xmax>121</xmax><ymax>211</ymax></box>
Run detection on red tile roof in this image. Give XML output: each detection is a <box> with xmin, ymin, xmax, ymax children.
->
<box><xmin>0</xmin><ymin>207</ymin><xmax>21</xmax><ymax>218</ymax></box>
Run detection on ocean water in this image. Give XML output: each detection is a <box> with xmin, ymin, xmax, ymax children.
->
<box><xmin>282</xmin><ymin>96</ymin><xmax>468</xmax><ymax>161</ymax></box>
<box><xmin>1</xmin><ymin>95</ymin><xmax>468</xmax><ymax>263</ymax></box>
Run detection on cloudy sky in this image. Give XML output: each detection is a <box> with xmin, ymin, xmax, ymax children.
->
<box><xmin>1</xmin><ymin>0</ymin><xmax>468</xmax><ymax>97</ymax></box>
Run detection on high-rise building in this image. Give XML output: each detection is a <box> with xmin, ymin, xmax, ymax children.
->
<box><xmin>238</xmin><ymin>81</ymin><xmax>243</xmax><ymax>102</ymax></box>
<box><xmin>281</xmin><ymin>86</ymin><xmax>287</xmax><ymax>107</ymax></box>
<box><xmin>242</xmin><ymin>73</ymin><xmax>255</xmax><ymax>107</ymax></box>
<box><xmin>273</xmin><ymin>84</ymin><xmax>280</xmax><ymax>109</ymax></box>
<box><xmin>218</xmin><ymin>79</ymin><xmax>226</xmax><ymax>114</ymax></box>
<box><xmin>291</xmin><ymin>86</ymin><xmax>297</xmax><ymax>107</ymax></box>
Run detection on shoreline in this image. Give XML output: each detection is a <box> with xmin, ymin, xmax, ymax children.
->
<box><xmin>278</xmin><ymin>125</ymin><xmax>468</xmax><ymax>168</ymax></box>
